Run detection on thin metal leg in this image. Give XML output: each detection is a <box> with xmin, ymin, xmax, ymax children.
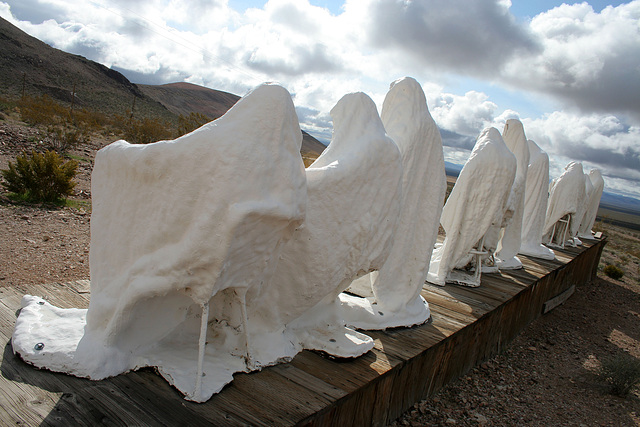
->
<box><xmin>194</xmin><ymin>301</ymin><xmax>209</xmax><ymax>400</ymax></box>
<box><xmin>237</xmin><ymin>287</ymin><xmax>253</xmax><ymax>369</ymax></box>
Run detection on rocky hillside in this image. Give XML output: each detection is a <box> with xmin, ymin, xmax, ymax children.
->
<box><xmin>0</xmin><ymin>17</ymin><xmax>326</xmax><ymax>158</ymax></box>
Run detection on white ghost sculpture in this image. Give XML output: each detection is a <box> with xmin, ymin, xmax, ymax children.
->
<box><xmin>245</xmin><ymin>92</ymin><xmax>403</xmax><ymax>365</ymax></box>
<box><xmin>339</xmin><ymin>77</ymin><xmax>445</xmax><ymax>329</ymax></box>
<box><xmin>578</xmin><ymin>169</ymin><xmax>605</xmax><ymax>239</ymax></box>
<box><xmin>13</xmin><ymin>83</ymin><xmax>308</xmax><ymax>402</ymax></box>
<box><xmin>427</xmin><ymin>127</ymin><xmax>516</xmax><ymax>287</ymax></box>
<box><xmin>543</xmin><ymin>162</ymin><xmax>587</xmax><ymax>248</ymax></box>
<box><xmin>493</xmin><ymin>119</ymin><xmax>530</xmax><ymax>269</ymax></box>
<box><xmin>519</xmin><ymin>140</ymin><xmax>555</xmax><ymax>260</ymax></box>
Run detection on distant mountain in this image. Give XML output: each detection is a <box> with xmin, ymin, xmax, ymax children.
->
<box><xmin>600</xmin><ymin>192</ymin><xmax>640</xmax><ymax>214</ymax></box>
<box><xmin>0</xmin><ymin>17</ymin><xmax>172</xmax><ymax>120</ymax></box>
<box><xmin>139</xmin><ymin>82</ymin><xmax>240</xmax><ymax>120</ymax></box>
<box><xmin>140</xmin><ymin>82</ymin><xmax>327</xmax><ymax>158</ymax></box>
<box><xmin>444</xmin><ymin>161</ymin><xmax>463</xmax><ymax>177</ymax></box>
<box><xmin>0</xmin><ymin>17</ymin><xmax>326</xmax><ymax>158</ymax></box>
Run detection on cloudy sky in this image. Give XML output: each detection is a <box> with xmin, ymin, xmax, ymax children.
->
<box><xmin>2</xmin><ymin>0</ymin><xmax>639</xmax><ymax>200</ymax></box>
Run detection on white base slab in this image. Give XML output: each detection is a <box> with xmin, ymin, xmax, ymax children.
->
<box><xmin>519</xmin><ymin>244</ymin><xmax>556</xmax><ymax>260</ymax></box>
<box><xmin>495</xmin><ymin>256</ymin><xmax>523</xmax><ymax>270</ymax></box>
<box><xmin>338</xmin><ymin>293</ymin><xmax>431</xmax><ymax>330</ymax></box>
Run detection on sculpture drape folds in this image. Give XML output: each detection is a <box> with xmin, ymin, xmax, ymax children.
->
<box><xmin>427</xmin><ymin>127</ymin><xmax>516</xmax><ymax>286</ymax></box>
<box><xmin>578</xmin><ymin>169</ymin><xmax>605</xmax><ymax>239</ymax></box>
<box><xmin>493</xmin><ymin>119</ymin><xmax>530</xmax><ymax>270</ymax></box>
<box><xmin>519</xmin><ymin>140</ymin><xmax>555</xmax><ymax>260</ymax></box>
<box><xmin>246</xmin><ymin>91</ymin><xmax>403</xmax><ymax>360</ymax></box>
<box><xmin>340</xmin><ymin>77</ymin><xmax>445</xmax><ymax>329</ymax></box>
<box><xmin>543</xmin><ymin>162</ymin><xmax>587</xmax><ymax>247</ymax></box>
<box><xmin>14</xmin><ymin>83</ymin><xmax>309</xmax><ymax>402</ymax></box>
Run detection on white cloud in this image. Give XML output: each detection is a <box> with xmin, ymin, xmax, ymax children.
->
<box><xmin>429</xmin><ymin>91</ymin><xmax>497</xmax><ymax>137</ymax></box>
<box><xmin>503</xmin><ymin>1</ymin><xmax>640</xmax><ymax>122</ymax></box>
<box><xmin>359</xmin><ymin>0</ymin><xmax>539</xmax><ymax>76</ymax></box>
<box><xmin>523</xmin><ymin>111</ymin><xmax>639</xmax><ymax>172</ymax></box>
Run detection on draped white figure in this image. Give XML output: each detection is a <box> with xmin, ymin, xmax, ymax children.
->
<box><xmin>493</xmin><ymin>119</ymin><xmax>530</xmax><ymax>269</ymax></box>
<box><xmin>246</xmin><ymin>92</ymin><xmax>403</xmax><ymax>363</ymax></box>
<box><xmin>543</xmin><ymin>162</ymin><xmax>587</xmax><ymax>248</ymax></box>
<box><xmin>427</xmin><ymin>127</ymin><xmax>516</xmax><ymax>287</ymax></box>
<box><xmin>578</xmin><ymin>169</ymin><xmax>605</xmax><ymax>239</ymax></box>
<box><xmin>519</xmin><ymin>140</ymin><xmax>555</xmax><ymax>260</ymax></box>
<box><xmin>340</xmin><ymin>77</ymin><xmax>445</xmax><ymax>329</ymax></box>
<box><xmin>13</xmin><ymin>84</ymin><xmax>308</xmax><ymax>402</ymax></box>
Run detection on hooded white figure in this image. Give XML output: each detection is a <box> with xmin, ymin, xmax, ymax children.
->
<box><xmin>578</xmin><ymin>169</ymin><xmax>605</xmax><ymax>239</ymax></box>
<box><xmin>519</xmin><ymin>140</ymin><xmax>555</xmax><ymax>260</ymax></box>
<box><xmin>427</xmin><ymin>127</ymin><xmax>516</xmax><ymax>287</ymax></box>
<box><xmin>543</xmin><ymin>162</ymin><xmax>587</xmax><ymax>247</ymax></box>
<box><xmin>339</xmin><ymin>77</ymin><xmax>446</xmax><ymax>330</ymax></box>
<box><xmin>574</xmin><ymin>174</ymin><xmax>595</xmax><ymax>246</ymax></box>
<box><xmin>246</xmin><ymin>92</ymin><xmax>403</xmax><ymax>363</ymax></box>
<box><xmin>13</xmin><ymin>83</ymin><xmax>308</xmax><ymax>402</ymax></box>
<box><xmin>492</xmin><ymin>119</ymin><xmax>530</xmax><ymax>269</ymax></box>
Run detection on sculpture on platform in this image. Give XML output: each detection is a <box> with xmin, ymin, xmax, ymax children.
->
<box><xmin>519</xmin><ymin>140</ymin><xmax>555</xmax><ymax>260</ymax></box>
<box><xmin>13</xmin><ymin>83</ymin><xmax>309</xmax><ymax>402</ymax></box>
<box><xmin>543</xmin><ymin>161</ymin><xmax>587</xmax><ymax>248</ymax></box>
<box><xmin>12</xmin><ymin>84</ymin><xmax>407</xmax><ymax>403</ymax></box>
<box><xmin>427</xmin><ymin>127</ymin><xmax>516</xmax><ymax>287</ymax></box>
<box><xmin>578</xmin><ymin>169</ymin><xmax>605</xmax><ymax>239</ymax></box>
<box><xmin>491</xmin><ymin>119</ymin><xmax>530</xmax><ymax>269</ymax></box>
<box><xmin>245</xmin><ymin>91</ymin><xmax>403</xmax><ymax>361</ymax></box>
<box><xmin>340</xmin><ymin>77</ymin><xmax>445</xmax><ymax>329</ymax></box>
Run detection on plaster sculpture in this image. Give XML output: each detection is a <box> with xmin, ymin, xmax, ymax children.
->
<box><xmin>574</xmin><ymin>174</ymin><xmax>595</xmax><ymax>246</ymax></box>
<box><xmin>427</xmin><ymin>127</ymin><xmax>516</xmax><ymax>287</ymax></box>
<box><xmin>543</xmin><ymin>161</ymin><xmax>587</xmax><ymax>248</ymax></box>
<box><xmin>492</xmin><ymin>119</ymin><xmax>530</xmax><ymax>270</ymax></box>
<box><xmin>246</xmin><ymin>92</ymin><xmax>403</xmax><ymax>362</ymax></box>
<box><xmin>577</xmin><ymin>169</ymin><xmax>605</xmax><ymax>239</ymax></box>
<box><xmin>339</xmin><ymin>77</ymin><xmax>445</xmax><ymax>330</ymax></box>
<box><xmin>519</xmin><ymin>140</ymin><xmax>555</xmax><ymax>260</ymax></box>
<box><xmin>13</xmin><ymin>83</ymin><xmax>308</xmax><ymax>402</ymax></box>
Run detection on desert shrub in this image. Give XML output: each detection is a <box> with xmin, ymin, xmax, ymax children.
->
<box><xmin>112</xmin><ymin>114</ymin><xmax>173</xmax><ymax>144</ymax></box>
<box><xmin>45</xmin><ymin>125</ymin><xmax>88</xmax><ymax>153</ymax></box>
<box><xmin>71</xmin><ymin>108</ymin><xmax>109</xmax><ymax>131</ymax></box>
<box><xmin>1</xmin><ymin>150</ymin><xmax>78</xmax><ymax>202</ymax></box>
<box><xmin>18</xmin><ymin>94</ymin><xmax>69</xmax><ymax>126</ymax></box>
<box><xmin>0</xmin><ymin>96</ymin><xmax>15</xmax><ymax>114</ymax></box>
<box><xmin>603</xmin><ymin>264</ymin><xmax>624</xmax><ymax>280</ymax></box>
<box><xmin>177</xmin><ymin>112</ymin><xmax>210</xmax><ymax>137</ymax></box>
<box><xmin>598</xmin><ymin>353</ymin><xmax>640</xmax><ymax>397</ymax></box>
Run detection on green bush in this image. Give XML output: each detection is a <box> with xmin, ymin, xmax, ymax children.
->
<box><xmin>1</xmin><ymin>150</ymin><xmax>78</xmax><ymax>202</ymax></box>
<box><xmin>603</xmin><ymin>264</ymin><xmax>624</xmax><ymax>280</ymax></box>
<box><xmin>598</xmin><ymin>353</ymin><xmax>640</xmax><ymax>397</ymax></box>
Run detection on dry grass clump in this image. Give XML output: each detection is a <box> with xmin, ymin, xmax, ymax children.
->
<box><xmin>598</xmin><ymin>353</ymin><xmax>640</xmax><ymax>397</ymax></box>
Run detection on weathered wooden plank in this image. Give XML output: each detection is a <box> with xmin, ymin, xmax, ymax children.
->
<box><xmin>543</xmin><ymin>285</ymin><xmax>576</xmax><ymax>314</ymax></box>
<box><xmin>290</xmin><ymin>349</ymin><xmax>400</xmax><ymax>394</ymax></box>
<box><xmin>422</xmin><ymin>284</ymin><xmax>494</xmax><ymax>316</ymax></box>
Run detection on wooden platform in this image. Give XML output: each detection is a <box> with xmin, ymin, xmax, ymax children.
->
<box><xmin>0</xmin><ymin>239</ymin><xmax>606</xmax><ymax>426</ymax></box>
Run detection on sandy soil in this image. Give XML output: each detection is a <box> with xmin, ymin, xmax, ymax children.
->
<box><xmin>1</xmin><ymin>119</ymin><xmax>639</xmax><ymax>426</ymax></box>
